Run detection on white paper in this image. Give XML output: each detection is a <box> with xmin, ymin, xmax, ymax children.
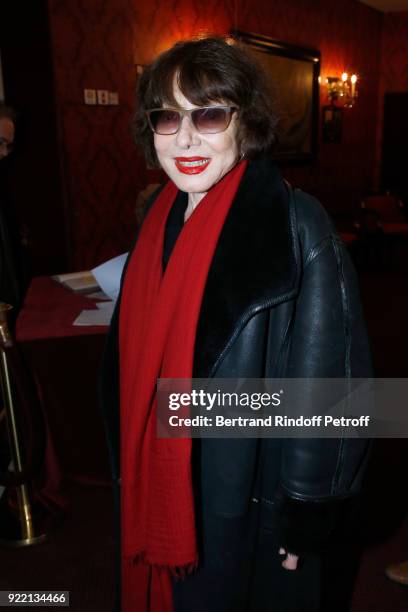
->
<box><xmin>86</xmin><ymin>290</ymin><xmax>112</xmax><ymax>300</ymax></box>
<box><xmin>54</xmin><ymin>270</ymin><xmax>94</xmax><ymax>282</ymax></box>
<box><xmin>96</xmin><ymin>300</ymin><xmax>114</xmax><ymax>310</ymax></box>
<box><xmin>52</xmin><ymin>270</ymin><xmax>99</xmax><ymax>293</ymax></box>
<box><xmin>73</xmin><ymin>300</ymin><xmax>115</xmax><ymax>326</ymax></box>
<box><xmin>92</xmin><ymin>253</ymin><xmax>128</xmax><ymax>301</ymax></box>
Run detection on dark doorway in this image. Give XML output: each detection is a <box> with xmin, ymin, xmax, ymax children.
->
<box><xmin>0</xmin><ymin>0</ymin><xmax>68</xmax><ymax>275</ymax></box>
<box><xmin>381</xmin><ymin>92</ymin><xmax>408</xmax><ymax>205</ymax></box>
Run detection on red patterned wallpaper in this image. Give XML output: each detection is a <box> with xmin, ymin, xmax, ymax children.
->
<box><xmin>379</xmin><ymin>11</ymin><xmax>408</xmax><ymax>93</ymax></box>
<box><xmin>233</xmin><ymin>0</ymin><xmax>382</xmax><ymax>210</ymax></box>
<box><xmin>48</xmin><ymin>0</ymin><xmax>146</xmax><ymax>269</ymax></box>
<box><xmin>48</xmin><ymin>0</ymin><xmax>383</xmax><ymax>269</ymax></box>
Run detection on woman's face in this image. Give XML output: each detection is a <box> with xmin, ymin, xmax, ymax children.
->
<box><xmin>153</xmin><ymin>85</ymin><xmax>239</xmax><ymax>203</ymax></box>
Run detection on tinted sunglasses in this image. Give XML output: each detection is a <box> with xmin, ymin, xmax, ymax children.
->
<box><xmin>146</xmin><ymin>106</ymin><xmax>237</xmax><ymax>135</ymax></box>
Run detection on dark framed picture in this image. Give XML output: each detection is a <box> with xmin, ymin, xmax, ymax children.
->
<box><xmin>322</xmin><ymin>105</ymin><xmax>343</xmax><ymax>143</ymax></box>
<box><xmin>231</xmin><ymin>30</ymin><xmax>320</xmax><ymax>164</ymax></box>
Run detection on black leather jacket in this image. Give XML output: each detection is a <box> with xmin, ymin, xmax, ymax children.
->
<box><xmin>100</xmin><ymin>155</ymin><xmax>372</xmax><ymax>553</ymax></box>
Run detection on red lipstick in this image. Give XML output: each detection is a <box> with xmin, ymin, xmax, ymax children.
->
<box><xmin>174</xmin><ymin>157</ymin><xmax>211</xmax><ymax>175</ymax></box>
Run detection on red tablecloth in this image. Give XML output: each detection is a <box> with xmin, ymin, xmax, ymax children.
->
<box><xmin>16</xmin><ymin>276</ymin><xmax>108</xmax><ymax>341</ymax></box>
<box><xmin>13</xmin><ymin>277</ymin><xmax>111</xmax><ymax>510</ymax></box>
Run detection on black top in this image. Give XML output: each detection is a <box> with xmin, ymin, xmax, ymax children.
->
<box><xmin>162</xmin><ymin>190</ymin><xmax>188</xmax><ymax>271</ymax></box>
<box><xmin>0</xmin><ymin>197</ymin><xmax>20</xmax><ymax>310</ymax></box>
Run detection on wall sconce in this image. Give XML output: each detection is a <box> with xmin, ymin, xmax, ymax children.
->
<box><xmin>326</xmin><ymin>72</ymin><xmax>358</xmax><ymax>108</ymax></box>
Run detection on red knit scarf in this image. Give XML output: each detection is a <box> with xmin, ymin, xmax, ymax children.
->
<box><xmin>119</xmin><ymin>160</ymin><xmax>247</xmax><ymax>612</ymax></box>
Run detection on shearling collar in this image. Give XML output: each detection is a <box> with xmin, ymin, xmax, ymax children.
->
<box><xmin>194</xmin><ymin>155</ymin><xmax>301</xmax><ymax>377</ymax></box>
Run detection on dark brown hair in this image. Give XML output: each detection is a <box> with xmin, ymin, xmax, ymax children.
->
<box><xmin>132</xmin><ymin>36</ymin><xmax>277</xmax><ymax>167</ymax></box>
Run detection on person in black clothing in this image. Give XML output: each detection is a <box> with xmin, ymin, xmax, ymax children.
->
<box><xmin>0</xmin><ymin>103</ymin><xmax>21</xmax><ymax>311</ymax></box>
<box><xmin>0</xmin><ymin>103</ymin><xmax>18</xmax><ymax>474</ymax></box>
<box><xmin>101</xmin><ymin>37</ymin><xmax>372</xmax><ymax>612</ymax></box>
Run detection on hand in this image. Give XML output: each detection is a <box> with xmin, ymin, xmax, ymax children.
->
<box><xmin>279</xmin><ymin>547</ymin><xmax>299</xmax><ymax>570</ymax></box>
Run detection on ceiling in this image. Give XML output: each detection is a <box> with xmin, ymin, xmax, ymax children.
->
<box><xmin>358</xmin><ymin>0</ymin><xmax>408</xmax><ymax>12</ymax></box>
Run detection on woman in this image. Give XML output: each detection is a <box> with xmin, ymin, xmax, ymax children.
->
<box><xmin>101</xmin><ymin>37</ymin><xmax>371</xmax><ymax>612</ymax></box>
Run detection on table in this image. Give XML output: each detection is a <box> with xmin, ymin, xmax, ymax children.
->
<box><xmin>15</xmin><ymin>277</ymin><xmax>111</xmax><ymax>503</ymax></box>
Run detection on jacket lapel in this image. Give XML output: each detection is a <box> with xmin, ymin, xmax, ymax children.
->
<box><xmin>194</xmin><ymin>156</ymin><xmax>301</xmax><ymax>377</ymax></box>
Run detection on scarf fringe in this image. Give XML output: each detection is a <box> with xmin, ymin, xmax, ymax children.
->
<box><xmin>128</xmin><ymin>551</ymin><xmax>198</xmax><ymax>579</ymax></box>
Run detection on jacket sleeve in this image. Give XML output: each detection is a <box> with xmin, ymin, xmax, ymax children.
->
<box><xmin>276</xmin><ymin>190</ymin><xmax>372</xmax><ymax>554</ymax></box>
